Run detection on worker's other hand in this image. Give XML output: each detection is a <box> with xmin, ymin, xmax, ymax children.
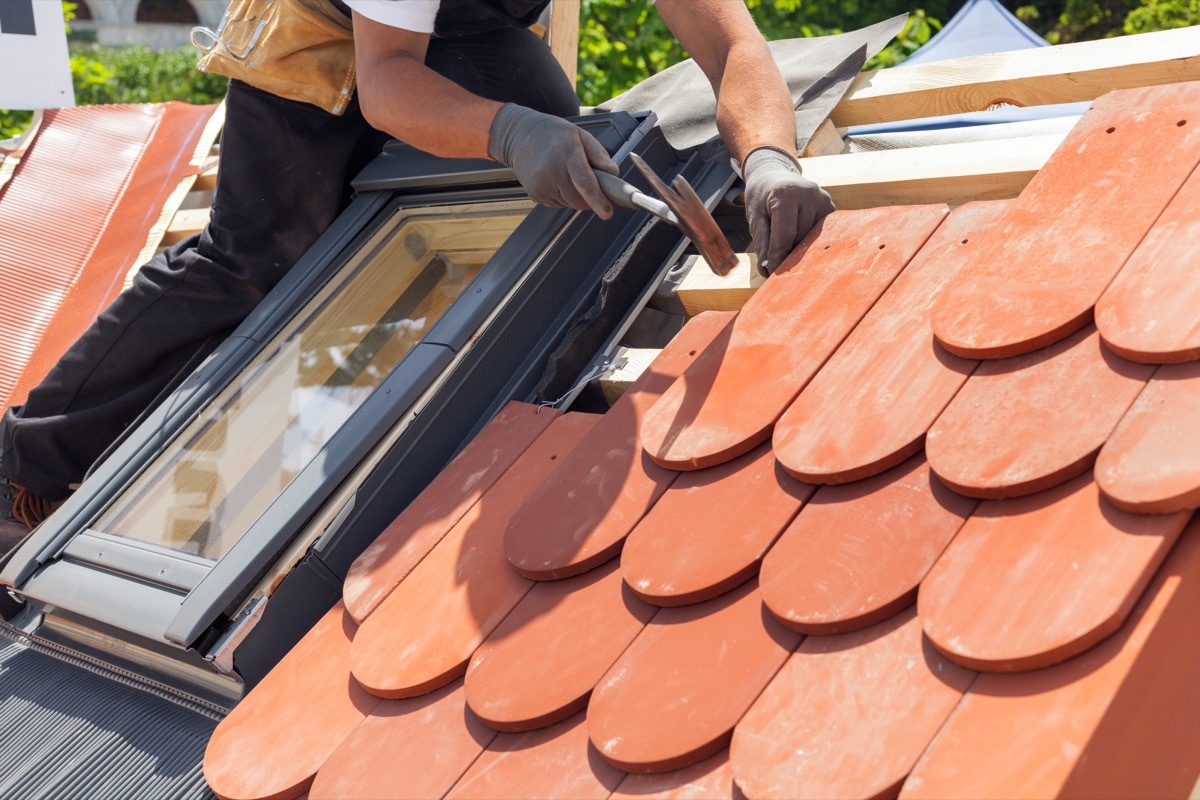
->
<box><xmin>488</xmin><ymin>103</ymin><xmax>619</xmax><ymax>220</ymax></box>
<box><xmin>743</xmin><ymin>146</ymin><xmax>834</xmax><ymax>276</ymax></box>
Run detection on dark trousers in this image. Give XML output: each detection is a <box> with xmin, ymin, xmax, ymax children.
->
<box><xmin>1</xmin><ymin>26</ymin><xmax>579</xmax><ymax>500</ymax></box>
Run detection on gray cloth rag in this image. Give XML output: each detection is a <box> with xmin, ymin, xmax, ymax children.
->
<box><xmin>597</xmin><ymin>14</ymin><xmax>908</xmax><ymax>161</ymax></box>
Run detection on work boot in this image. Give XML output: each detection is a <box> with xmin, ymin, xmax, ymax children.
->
<box><xmin>0</xmin><ymin>473</ymin><xmax>54</xmax><ymax>558</ymax></box>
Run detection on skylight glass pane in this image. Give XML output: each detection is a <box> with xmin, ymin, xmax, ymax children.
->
<box><xmin>93</xmin><ymin>201</ymin><xmax>530</xmax><ymax>560</ymax></box>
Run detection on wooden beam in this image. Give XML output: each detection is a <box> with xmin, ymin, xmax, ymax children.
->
<box><xmin>800</xmin><ymin>131</ymin><xmax>1066</xmax><ymax>210</ymax></box>
<box><xmin>676</xmin><ymin>253</ymin><xmax>765</xmax><ymax>317</ymax></box>
<box><xmin>550</xmin><ymin>0</ymin><xmax>580</xmax><ymax>89</ymax></box>
<box><xmin>162</xmin><ymin>207</ymin><xmax>211</xmax><ymax>246</ymax></box>
<box><xmin>830</xmin><ymin>26</ymin><xmax>1200</xmax><ymax>128</ymax></box>
<box><xmin>599</xmin><ymin>347</ymin><xmax>661</xmax><ymax>405</ymax></box>
<box><xmin>802</xmin><ymin>119</ymin><xmax>846</xmax><ymax>158</ymax></box>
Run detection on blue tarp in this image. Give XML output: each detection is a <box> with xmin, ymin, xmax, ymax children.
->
<box><xmin>851</xmin><ymin>0</ymin><xmax>1088</xmax><ymax>133</ymax></box>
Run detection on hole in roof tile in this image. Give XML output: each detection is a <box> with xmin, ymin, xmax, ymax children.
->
<box><xmin>960</xmin><ymin>238</ymin><xmax>969</xmax><ymax>245</ymax></box>
<box><xmin>878</xmin><ymin>244</ymin><xmax>886</xmax><ymax>250</ymax></box>
<box><xmin>1106</xmin><ymin>126</ymin><xmax>1117</xmax><ymax>133</ymax></box>
<box><xmin>1179</xmin><ymin>120</ymin><xmax>1188</xmax><ymax>127</ymax></box>
<box><xmin>688</xmin><ymin>350</ymin><xmax>696</xmax><ymax>356</ymax></box>
<box><xmin>823</xmin><ymin>245</ymin><xmax>831</xmax><ymax>251</ymax></box>
<box><xmin>549</xmin><ymin>455</ymin><xmax>557</xmax><ymax>460</ymax></box>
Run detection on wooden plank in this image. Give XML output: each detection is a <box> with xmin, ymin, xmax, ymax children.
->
<box><xmin>801</xmin><ymin>132</ymin><xmax>1065</xmax><ymax>210</ymax></box>
<box><xmin>162</xmin><ymin>206</ymin><xmax>211</xmax><ymax>246</ymax></box>
<box><xmin>550</xmin><ymin>0</ymin><xmax>580</xmax><ymax>89</ymax></box>
<box><xmin>830</xmin><ymin>26</ymin><xmax>1200</xmax><ymax>128</ymax></box>
<box><xmin>599</xmin><ymin>347</ymin><xmax>661</xmax><ymax>406</ymax></box>
<box><xmin>801</xmin><ymin>119</ymin><xmax>846</xmax><ymax>158</ymax></box>
<box><xmin>676</xmin><ymin>253</ymin><xmax>765</xmax><ymax>316</ymax></box>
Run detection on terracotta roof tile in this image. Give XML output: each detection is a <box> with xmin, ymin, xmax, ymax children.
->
<box><xmin>504</xmin><ymin>311</ymin><xmax>733</xmax><ymax>580</ymax></box>
<box><xmin>309</xmin><ymin>681</ymin><xmax>494</xmax><ymax>800</ymax></box>
<box><xmin>621</xmin><ymin>443</ymin><xmax>813</xmax><ymax>606</ymax></box>
<box><xmin>904</xmin><ymin>519</ymin><xmax>1200</xmax><ymax>800</ymax></box>
<box><xmin>639</xmin><ymin>204</ymin><xmax>949</xmax><ymax>471</ymax></box>
<box><xmin>927</xmin><ymin>325</ymin><xmax>1154</xmax><ymax>498</ymax></box>
<box><xmin>447</xmin><ymin>712</ymin><xmax>625</xmax><ymax>800</ymax></box>
<box><xmin>772</xmin><ymin>201</ymin><xmax>1001</xmax><ymax>485</ymax></box>
<box><xmin>919</xmin><ymin>473</ymin><xmax>1190</xmax><ymax>671</ymax></box>
<box><xmin>731</xmin><ymin>607</ymin><xmax>974</xmax><ymax>800</ymax></box>
<box><xmin>464</xmin><ymin>559</ymin><xmax>654</xmax><ymax>732</ymax></box>
<box><xmin>761</xmin><ymin>454</ymin><xmax>975</xmax><ymax>635</ymax></box>
<box><xmin>204</xmin><ymin>82</ymin><xmax>1200</xmax><ymax>798</ymax></box>
<box><xmin>931</xmin><ymin>82</ymin><xmax>1200</xmax><ymax>360</ymax></box>
<box><xmin>350</xmin><ymin>412</ymin><xmax>599</xmax><ymax>699</ymax></box>
<box><xmin>1096</xmin><ymin>361</ymin><xmax>1200</xmax><ymax>513</ymax></box>
<box><xmin>609</xmin><ymin>751</ymin><xmax>736</xmax><ymax>800</ymax></box>
<box><xmin>204</xmin><ymin>603</ymin><xmax>377</xmax><ymax>800</ymax></box>
<box><xmin>1095</xmin><ymin>166</ymin><xmax>1200</xmax><ymax>364</ymax></box>
<box><xmin>587</xmin><ymin>578</ymin><xmax>800</xmax><ymax>773</ymax></box>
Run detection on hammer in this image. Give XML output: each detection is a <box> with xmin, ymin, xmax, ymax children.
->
<box><xmin>594</xmin><ymin>154</ymin><xmax>738</xmax><ymax>276</ymax></box>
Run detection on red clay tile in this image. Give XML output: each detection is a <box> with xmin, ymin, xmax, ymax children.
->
<box><xmin>464</xmin><ymin>559</ymin><xmax>655</xmax><ymax>732</ymax></box>
<box><xmin>610</xmin><ymin>751</ymin><xmax>737</xmax><ymax>800</ymax></box>
<box><xmin>773</xmin><ymin>202</ymin><xmax>1006</xmax><ymax>485</ymax></box>
<box><xmin>731</xmin><ymin>607</ymin><xmax>975</xmax><ymax>800</ymax></box>
<box><xmin>0</xmin><ymin>103</ymin><xmax>218</xmax><ymax>409</ymax></box>
<box><xmin>931</xmin><ymin>83</ymin><xmax>1200</xmax><ymax>360</ymax></box>
<box><xmin>919</xmin><ymin>472</ymin><xmax>1191</xmax><ymax>672</ymax></box>
<box><xmin>588</xmin><ymin>578</ymin><xmax>801</xmax><ymax>773</ymax></box>
<box><xmin>343</xmin><ymin>401</ymin><xmax>558</xmax><ymax>622</ymax></box>
<box><xmin>1096</xmin><ymin>362</ymin><xmax>1200</xmax><ymax>514</ymax></box>
<box><xmin>903</xmin><ymin>517</ymin><xmax>1200</xmax><ymax>800</ymax></box>
<box><xmin>639</xmin><ymin>205</ymin><xmax>949</xmax><ymax>472</ymax></box>
<box><xmin>447</xmin><ymin>712</ymin><xmax>625</xmax><ymax>800</ymax></box>
<box><xmin>621</xmin><ymin>443</ymin><xmax>813</xmax><ymax>607</ymax></box>
<box><xmin>505</xmin><ymin>311</ymin><xmax>734</xmax><ymax>580</ymax></box>
<box><xmin>204</xmin><ymin>603</ymin><xmax>379</xmax><ymax>800</ymax></box>
<box><xmin>1095</xmin><ymin>167</ymin><xmax>1200</xmax><ymax>364</ymax></box>
<box><xmin>926</xmin><ymin>325</ymin><xmax>1153</xmax><ymax>499</ymax></box>
<box><xmin>760</xmin><ymin>455</ymin><xmax>976</xmax><ymax>635</ymax></box>
<box><xmin>349</xmin><ymin>413</ymin><xmax>599</xmax><ymax>699</ymax></box>
<box><xmin>308</xmin><ymin>680</ymin><xmax>494</xmax><ymax>800</ymax></box>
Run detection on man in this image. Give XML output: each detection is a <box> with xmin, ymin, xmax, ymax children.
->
<box><xmin>0</xmin><ymin>0</ymin><xmax>832</xmax><ymax>539</ymax></box>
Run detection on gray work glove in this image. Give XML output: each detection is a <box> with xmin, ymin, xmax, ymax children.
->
<box><xmin>488</xmin><ymin>103</ymin><xmax>619</xmax><ymax>219</ymax></box>
<box><xmin>743</xmin><ymin>146</ymin><xmax>835</xmax><ymax>276</ymax></box>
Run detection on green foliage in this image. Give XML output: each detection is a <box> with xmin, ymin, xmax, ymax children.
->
<box><xmin>1122</xmin><ymin>0</ymin><xmax>1200</xmax><ymax>33</ymax></box>
<box><xmin>68</xmin><ymin>45</ymin><xmax>227</xmax><ymax>107</ymax></box>
<box><xmin>578</xmin><ymin>0</ymin><xmax>684</xmax><ymax>106</ymax></box>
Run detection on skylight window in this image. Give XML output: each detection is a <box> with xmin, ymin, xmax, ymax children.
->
<box><xmin>93</xmin><ymin>201</ymin><xmax>530</xmax><ymax>561</ymax></box>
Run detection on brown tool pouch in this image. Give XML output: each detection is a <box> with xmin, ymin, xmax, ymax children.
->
<box><xmin>193</xmin><ymin>0</ymin><xmax>356</xmax><ymax>115</ymax></box>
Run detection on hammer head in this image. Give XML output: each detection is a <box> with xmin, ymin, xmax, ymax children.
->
<box><xmin>630</xmin><ymin>154</ymin><xmax>738</xmax><ymax>276</ymax></box>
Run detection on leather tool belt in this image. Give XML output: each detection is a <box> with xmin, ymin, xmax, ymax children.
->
<box><xmin>193</xmin><ymin>0</ymin><xmax>355</xmax><ymax>115</ymax></box>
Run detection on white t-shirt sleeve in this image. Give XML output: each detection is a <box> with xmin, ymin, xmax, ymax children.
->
<box><xmin>342</xmin><ymin>0</ymin><xmax>441</xmax><ymax>34</ymax></box>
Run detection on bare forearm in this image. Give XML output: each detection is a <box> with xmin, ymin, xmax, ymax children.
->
<box><xmin>714</xmin><ymin>37</ymin><xmax>797</xmax><ymax>162</ymax></box>
<box><xmin>656</xmin><ymin>0</ymin><xmax>797</xmax><ymax>163</ymax></box>
<box><xmin>352</xmin><ymin>12</ymin><xmax>499</xmax><ymax>159</ymax></box>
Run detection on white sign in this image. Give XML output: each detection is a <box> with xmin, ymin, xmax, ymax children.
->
<box><xmin>0</xmin><ymin>0</ymin><xmax>75</xmax><ymax>110</ymax></box>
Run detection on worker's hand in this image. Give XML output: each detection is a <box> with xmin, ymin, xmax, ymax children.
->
<box><xmin>743</xmin><ymin>146</ymin><xmax>834</xmax><ymax>276</ymax></box>
<box><xmin>488</xmin><ymin>103</ymin><xmax>619</xmax><ymax>220</ymax></box>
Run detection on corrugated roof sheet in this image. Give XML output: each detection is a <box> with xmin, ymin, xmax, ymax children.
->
<box><xmin>0</xmin><ymin>102</ymin><xmax>218</xmax><ymax>410</ymax></box>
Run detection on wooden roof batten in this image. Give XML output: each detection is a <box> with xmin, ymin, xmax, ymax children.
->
<box><xmin>646</xmin><ymin>25</ymin><xmax>1200</xmax><ymax>364</ymax></box>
